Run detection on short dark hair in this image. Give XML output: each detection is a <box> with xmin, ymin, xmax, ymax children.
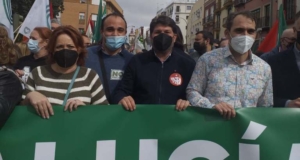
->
<box><xmin>226</xmin><ymin>11</ymin><xmax>256</xmax><ymax>31</ymax></box>
<box><xmin>196</xmin><ymin>31</ymin><xmax>214</xmax><ymax>45</ymax></box>
<box><xmin>150</xmin><ymin>15</ymin><xmax>177</xmax><ymax>35</ymax></box>
<box><xmin>101</xmin><ymin>13</ymin><xmax>127</xmax><ymax>31</ymax></box>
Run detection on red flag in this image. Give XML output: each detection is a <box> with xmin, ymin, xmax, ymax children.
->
<box><xmin>49</xmin><ymin>0</ymin><xmax>54</xmax><ymax>19</ymax></box>
<box><xmin>257</xmin><ymin>20</ymin><xmax>278</xmax><ymax>53</ymax></box>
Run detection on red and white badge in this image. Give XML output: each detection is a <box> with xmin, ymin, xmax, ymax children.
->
<box><xmin>169</xmin><ymin>73</ymin><xmax>182</xmax><ymax>86</ymax></box>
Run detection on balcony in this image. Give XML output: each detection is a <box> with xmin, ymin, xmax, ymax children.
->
<box><xmin>255</xmin><ymin>16</ymin><xmax>270</xmax><ymax>29</ymax></box>
<box><xmin>224</xmin><ymin>0</ymin><xmax>233</xmax><ymax>7</ymax></box>
<box><xmin>234</xmin><ymin>0</ymin><xmax>246</xmax><ymax>7</ymax></box>
<box><xmin>214</xmin><ymin>21</ymin><xmax>220</xmax><ymax>31</ymax></box>
<box><xmin>79</xmin><ymin>19</ymin><xmax>85</xmax><ymax>24</ymax></box>
<box><xmin>204</xmin><ymin>14</ymin><xmax>214</xmax><ymax>24</ymax></box>
<box><xmin>215</xmin><ymin>0</ymin><xmax>222</xmax><ymax>13</ymax></box>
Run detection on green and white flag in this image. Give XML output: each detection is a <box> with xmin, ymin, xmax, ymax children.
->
<box><xmin>18</xmin><ymin>0</ymin><xmax>51</xmax><ymax>38</ymax></box>
<box><xmin>0</xmin><ymin>0</ymin><xmax>14</xmax><ymax>40</ymax></box>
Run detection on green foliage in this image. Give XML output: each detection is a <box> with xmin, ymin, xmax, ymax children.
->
<box><xmin>11</xmin><ymin>0</ymin><xmax>64</xmax><ymax>19</ymax></box>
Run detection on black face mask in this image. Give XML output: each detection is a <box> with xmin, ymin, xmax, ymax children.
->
<box><xmin>193</xmin><ymin>42</ymin><xmax>206</xmax><ymax>54</ymax></box>
<box><xmin>54</xmin><ymin>49</ymin><xmax>78</xmax><ymax>68</ymax></box>
<box><xmin>297</xmin><ymin>31</ymin><xmax>300</xmax><ymax>44</ymax></box>
<box><xmin>153</xmin><ymin>33</ymin><xmax>173</xmax><ymax>52</ymax></box>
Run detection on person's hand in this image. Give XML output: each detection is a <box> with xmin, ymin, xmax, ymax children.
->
<box><xmin>64</xmin><ymin>99</ymin><xmax>85</xmax><ymax>112</ymax></box>
<box><xmin>213</xmin><ymin>102</ymin><xmax>236</xmax><ymax>119</ymax></box>
<box><xmin>15</xmin><ymin>69</ymin><xmax>24</xmax><ymax>77</ymax></box>
<box><xmin>119</xmin><ymin>96</ymin><xmax>136</xmax><ymax>111</ymax></box>
<box><xmin>175</xmin><ymin>99</ymin><xmax>190</xmax><ymax>111</ymax></box>
<box><xmin>287</xmin><ymin>98</ymin><xmax>300</xmax><ymax>108</ymax></box>
<box><xmin>27</xmin><ymin>91</ymin><xmax>54</xmax><ymax>119</ymax></box>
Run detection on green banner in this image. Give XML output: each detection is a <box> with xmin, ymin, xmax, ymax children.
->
<box><xmin>0</xmin><ymin>105</ymin><xmax>300</xmax><ymax>160</ymax></box>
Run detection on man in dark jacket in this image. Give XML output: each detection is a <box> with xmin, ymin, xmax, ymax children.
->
<box><xmin>189</xmin><ymin>31</ymin><xmax>213</xmax><ymax>61</ymax></box>
<box><xmin>0</xmin><ymin>67</ymin><xmax>23</xmax><ymax>128</ymax></box>
<box><xmin>112</xmin><ymin>15</ymin><xmax>196</xmax><ymax>111</ymax></box>
<box><xmin>268</xmin><ymin>11</ymin><xmax>300</xmax><ymax>107</ymax></box>
<box><xmin>260</xmin><ymin>28</ymin><xmax>295</xmax><ymax>62</ymax></box>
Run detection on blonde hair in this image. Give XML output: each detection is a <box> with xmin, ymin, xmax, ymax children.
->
<box><xmin>16</xmin><ymin>42</ymin><xmax>30</xmax><ymax>57</ymax></box>
<box><xmin>0</xmin><ymin>26</ymin><xmax>20</xmax><ymax>65</ymax></box>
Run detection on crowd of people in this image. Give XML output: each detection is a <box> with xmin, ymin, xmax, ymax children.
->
<box><xmin>0</xmin><ymin>9</ymin><xmax>300</xmax><ymax>127</ymax></box>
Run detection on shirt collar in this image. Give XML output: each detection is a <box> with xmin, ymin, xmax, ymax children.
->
<box><xmin>223</xmin><ymin>46</ymin><xmax>253</xmax><ymax>65</ymax></box>
<box><xmin>154</xmin><ymin>51</ymin><xmax>172</xmax><ymax>63</ymax></box>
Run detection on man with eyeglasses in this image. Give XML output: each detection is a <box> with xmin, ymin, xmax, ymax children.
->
<box><xmin>186</xmin><ymin>11</ymin><xmax>273</xmax><ymax>119</ymax></box>
<box><xmin>267</xmin><ymin>11</ymin><xmax>300</xmax><ymax>108</ymax></box>
<box><xmin>261</xmin><ymin>28</ymin><xmax>296</xmax><ymax>62</ymax></box>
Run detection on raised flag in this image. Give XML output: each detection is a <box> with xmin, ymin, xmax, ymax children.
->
<box><xmin>18</xmin><ymin>0</ymin><xmax>51</xmax><ymax>38</ymax></box>
<box><xmin>258</xmin><ymin>4</ymin><xmax>286</xmax><ymax>53</ymax></box>
<box><xmin>0</xmin><ymin>0</ymin><xmax>14</xmax><ymax>40</ymax></box>
<box><xmin>93</xmin><ymin>0</ymin><xmax>106</xmax><ymax>43</ymax></box>
<box><xmin>86</xmin><ymin>15</ymin><xmax>94</xmax><ymax>43</ymax></box>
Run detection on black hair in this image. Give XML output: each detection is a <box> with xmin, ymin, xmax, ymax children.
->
<box><xmin>101</xmin><ymin>13</ymin><xmax>127</xmax><ymax>30</ymax></box>
<box><xmin>195</xmin><ymin>31</ymin><xmax>214</xmax><ymax>45</ymax></box>
<box><xmin>174</xmin><ymin>25</ymin><xmax>185</xmax><ymax>51</ymax></box>
<box><xmin>226</xmin><ymin>11</ymin><xmax>256</xmax><ymax>31</ymax></box>
<box><xmin>150</xmin><ymin>15</ymin><xmax>177</xmax><ymax>35</ymax></box>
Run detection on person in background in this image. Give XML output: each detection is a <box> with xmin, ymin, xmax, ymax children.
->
<box><xmin>51</xmin><ymin>18</ymin><xmax>61</xmax><ymax>31</ymax></box>
<box><xmin>85</xmin><ymin>13</ymin><xmax>133</xmax><ymax>104</ymax></box>
<box><xmin>123</xmin><ymin>43</ymin><xmax>131</xmax><ymax>52</ymax></box>
<box><xmin>174</xmin><ymin>25</ymin><xmax>186</xmax><ymax>53</ymax></box>
<box><xmin>219</xmin><ymin>37</ymin><xmax>229</xmax><ymax>48</ymax></box>
<box><xmin>113</xmin><ymin>15</ymin><xmax>196</xmax><ymax>111</ymax></box>
<box><xmin>213</xmin><ymin>39</ymin><xmax>220</xmax><ymax>49</ymax></box>
<box><xmin>267</xmin><ymin>11</ymin><xmax>300</xmax><ymax>108</ymax></box>
<box><xmin>14</xmin><ymin>27</ymin><xmax>51</xmax><ymax>78</ymax></box>
<box><xmin>187</xmin><ymin>11</ymin><xmax>273</xmax><ymax>119</ymax></box>
<box><xmin>16</xmin><ymin>42</ymin><xmax>31</xmax><ymax>57</ymax></box>
<box><xmin>0</xmin><ymin>26</ymin><xmax>21</xmax><ymax>69</ymax></box>
<box><xmin>22</xmin><ymin>25</ymin><xmax>108</xmax><ymax>119</ymax></box>
<box><xmin>260</xmin><ymin>28</ymin><xmax>296</xmax><ymax>62</ymax></box>
<box><xmin>82</xmin><ymin>34</ymin><xmax>91</xmax><ymax>47</ymax></box>
<box><xmin>190</xmin><ymin>31</ymin><xmax>213</xmax><ymax>61</ymax></box>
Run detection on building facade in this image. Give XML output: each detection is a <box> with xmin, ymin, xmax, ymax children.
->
<box><xmin>214</xmin><ymin>0</ymin><xmax>235</xmax><ymax>40</ymax></box>
<box><xmin>157</xmin><ymin>0</ymin><xmax>198</xmax><ymax>47</ymax></box>
<box><xmin>186</xmin><ymin>0</ymin><xmax>205</xmax><ymax>52</ymax></box>
<box><xmin>60</xmin><ymin>0</ymin><xmax>123</xmax><ymax>33</ymax></box>
<box><xmin>277</xmin><ymin>0</ymin><xmax>299</xmax><ymax>27</ymax></box>
<box><xmin>203</xmin><ymin>0</ymin><xmax>216</xmax><ymax>34</ymax></box>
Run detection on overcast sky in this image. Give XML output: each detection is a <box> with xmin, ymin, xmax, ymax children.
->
<box><xmin>116</xmin><ymin>0</ymin><xmax>172</xmax><ymax>33</ymax></box>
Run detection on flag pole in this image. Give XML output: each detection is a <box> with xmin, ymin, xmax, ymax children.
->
<box><xmin>13</xmin><ymin>23</ymin><xmax>22</xmax><ymax>33</ymax></box>
<box><xmin>13</xmin><ymin>32</ymin><xmax>21</xmax><ymax>43</ymax></box>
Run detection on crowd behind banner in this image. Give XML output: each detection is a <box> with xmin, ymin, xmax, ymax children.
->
<box><xmin>0</xmin><ymin>9</ymin><xmax>300</xmax><ymax>128</ymax></box>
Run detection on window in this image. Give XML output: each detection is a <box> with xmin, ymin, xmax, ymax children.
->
<box><xmin>176</xmin><ymin>6</ymin><xmax>180</xmax><ymax>12</ymax></box>
<box><xmin>79</xmin><ymin>12</ymin><xmax>85</xmax><ymax>20</ymax></box>
<box><xmin>186</xmin><ymin>16</ymin><xmax>189</xmax><ymax>20</ymax></box>
<box><xmin>187</xmin><ymin>6</ymin><xmax>192</xmax><ymax>10</ymax></box>
<box><xmin>176</xmin><ymin>15</ymin><xmax>179</xmax><ymax>23</ymax></box>
<box><xmin>284</xmin><ymin>0</ymin><xmax>296</xmax><ymax>20</ymax></box>
<box><xmin>251</xmin><ymin>9</ymin><xmax>260</xmax><ymax>19</ymax></box>
<box><xmin>80</xmin><ymin>0</ymin><xmax>86</xmax><ymax>3</ymax></box>
<box><xmin>79</xmin><ymin>13</ymin><xmax>85</xmax><ymax>24</ymax></box>
<box><xmin>265</xmin><ymin>4</ymin><xmax>270</xmax><ymax>17</ymax></box>
<box><xmin>79</xmin><ymin>28</ymin><xmax>84</xmax><ymax>34</ymax></box>
<box><xmin>211</xmin><ymin>5</ymin><xmax>214</xmax><ymax>14</ymax></box>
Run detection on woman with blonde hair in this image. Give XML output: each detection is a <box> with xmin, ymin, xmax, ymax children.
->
<box><xmin>16</xmin><ymin>42</ymin><xmax>30</xmax><ymax>57</ymax></box>
<box><xmin>0</xmin><ymin>26</ymin><xmax>20</xmax><ymax>69</ymax></box>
